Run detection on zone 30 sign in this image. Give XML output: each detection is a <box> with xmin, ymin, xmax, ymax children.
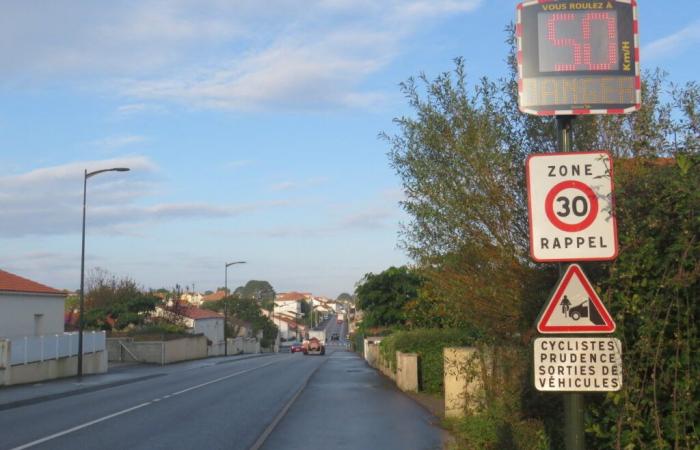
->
<box><xmin>517</xmin><ymin>0</ymin><xmax>640</xmax><ymax>115</ymax></box>
<box><xmin>526</xmin><ymin>151</ymin><xmax>618</xmax><ymax>262</ymax></box>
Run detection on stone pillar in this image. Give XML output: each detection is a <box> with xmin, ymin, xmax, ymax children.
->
<box><xmin>444</xmin><ymin>347</ymin><xmax>486</xmax><ymax>418</ymax></box>
<box><xmin>396</xmin><ymin>351</ymin><xmax>419</xmax><ymax>392</ymax></box>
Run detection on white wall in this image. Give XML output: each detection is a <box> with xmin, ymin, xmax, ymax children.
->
<box><xmin>0</xmin><ymin>293</ymin><xmax>65</xmax><ymax>338</ymax></box>
<box><xmin>274</xmin><ymin>300</ymin><xmax>300</xmax><ymax>316</ymax></box>
<box><xmin>193</xmin><ymin>317</ymin><xmax>224</xmax><ymax>355</ymax></box>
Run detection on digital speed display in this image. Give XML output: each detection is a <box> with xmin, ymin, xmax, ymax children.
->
<box><xmin>517</xmin><ymin>1</ymin><xmax>640</xmax><ymax>115</ymax></box>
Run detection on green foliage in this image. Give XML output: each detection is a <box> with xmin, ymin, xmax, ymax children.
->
<box><xmin>224</xmin><ymin>297</ymin><xmax>278</xmax><ymax>347</ymax></box>
<box><xmin>83</xmin><ymin>268</ymin><xmax>159</xmax><ymax>330</ymax></box>
<box><xmin>446</xmin><ymin>415</ymin><xmax>550</xmax><ymax>450</ymax></box>
<box><xmin>355</xmin><ymin>266</ymin><xmax>422</xmax><ymax>327</ymax></box>
<box><xmin>587</xmin><ymin>156</ymin><xmax>700</xmax><ymax>449</ymax></box>
<box><xmin>337</xmin><ymin>292</ymin><xmax>353</xmax><ymax>302</ymax></box>
<box><xmin>379</xmin><ymin>328</ymin><xmax>480</xmax><ymax>394</ymax></box>
<box><xmin>233</xmin><ymin>280</ymin><xmax>275</xmax><ymax>303</ymax></box>
<box><xmin>383</xmin><ymin>24</ymin><xmax>700</xmax><ymax>448</ymax></box>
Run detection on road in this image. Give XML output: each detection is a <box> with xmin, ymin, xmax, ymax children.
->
<box><xmin>0</xmin><ymin>319</ymin><xmax>443</xmax><ymax>450</ymax></box>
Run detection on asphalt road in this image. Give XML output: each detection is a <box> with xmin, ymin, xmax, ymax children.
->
<box><xmin>0</xmin><ymin>321</ymin><xmax>443</xmax><ymax>450</ymax></box>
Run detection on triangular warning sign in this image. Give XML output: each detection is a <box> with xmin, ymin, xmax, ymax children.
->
<box><xmin>537</xmin><ymin>264</ymin><xmax>616</xmax><ymax>334</ymax></box>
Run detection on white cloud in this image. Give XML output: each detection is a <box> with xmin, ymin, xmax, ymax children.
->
<box><xmin>115</xmin><ymin>103</ymin><xmax>165</xmax><ymax>116</ymax></box>
<box><xmin>90</xmin><ymin>135</ymin><xmax>147</xmax><ymax>150</ymax></box>
<box><xmin>0</xmin><ymin>157</ymin><xmax>284</xmax><ymax>237</ymax></box>
<box><xmin>270</xmin><ymin>177</ymin><xmax>329</xmax><ymax>192</ymax></box>
<box><xmin>644</xmin><ymin>20</ymin><xmax>700</xmax><ymax>61</ymax></box>
<box><xmin>0</xmin><ymin>1</ymin><xmax>483</xmax><ymax>110</ymax></box>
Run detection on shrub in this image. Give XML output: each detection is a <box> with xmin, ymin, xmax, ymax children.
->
<box><xmin>445</xmin><ymin>414</ymin><xmax>550</xmax><ymax>450</ymax></box>
<box><xmin>379</xmin><ymin>328</ymin><xmax>479</xmax><ymax>394</ymax></box>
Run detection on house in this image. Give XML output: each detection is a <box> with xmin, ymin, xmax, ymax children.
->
<box><xmin>0</xmin><ymin>269</ymin><xmax>66</xmax><ymax>338</ymax></box>
<box><xmin>271</xmin><ymin>314</ymin><xmax>302</xmax><ymax>341</ymax></box>
<box><xmin>274</xmin><ymin>292</ymin><xmax>310</xmax><ymax>318</ymax></box>
<box><xmin>155</xmin><ymin>305</ymin><xmax>225</xmax><ymax>356</ymax></box>
<box><xmin>201</xmin><ymin>290</ymin><xmax>226</xmax><ymax>303</ymax></box>
<box><xmin>0</xmin><ymin>269</ymin><xmax>107</xmax><ymax>385</ymax></box>
<box><xmin>181</xmin><ymin>292</ymin><xmax>204</xmax><ymax>307</ymax></box>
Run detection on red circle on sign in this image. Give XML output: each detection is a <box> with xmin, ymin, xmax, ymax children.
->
<box><xmin>545</xmin><ymin>180</ymin><xmax>599</xmax><ymax>232</ymax></box>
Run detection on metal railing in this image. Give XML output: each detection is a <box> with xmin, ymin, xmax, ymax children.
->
<box><xmin>9</xmin><ymin>331</ymin><xmax>106</xmax><ymax>366</ymax></box>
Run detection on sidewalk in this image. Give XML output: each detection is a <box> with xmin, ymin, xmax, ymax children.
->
<box><xmin>0</xmin><ymin>352</ymin><xmax>269</xmax><ymax>411</ymax></box>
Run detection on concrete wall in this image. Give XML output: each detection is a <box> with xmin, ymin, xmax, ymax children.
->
<box><xmin>193</xmin><ymin>318</ymin><xmax>224</xmax><ymax>356</ymax></box>
<box><xmin>0</xmin><ymin>292</ymin><xmax>65</xmax><ymax>338</ymax></box>
<box><xmin>396</xmin><ymin>352</ymin><xmax>419</xmax><ymax>392</ymax></box>
<box><xmin>0</xmin><ymin>351</ymin><xmax>107</xmax><ymax>386</ymax></box>
<box><xmin>163</xmin><ymin>335</ymin><xmax>207</xmax><ymax>363</ymax></box>
<box><xmin>363</xmin><ymin>337</ymin><xmax>382</xmax><ymax>367</ymax></box>
<box><xmin>444</xmin><ymin>347</ymin><xmax>488</xmax><ymax>418</ymax></box>
<box><xmin>227</xmin><ymin>337</ymin><xmax>260</xmax><ymax>355</ymax></box>
<box><xmin>107</xmin><ymin>336</ymin><xmax>208</xmax><ymax>365</ymax></box>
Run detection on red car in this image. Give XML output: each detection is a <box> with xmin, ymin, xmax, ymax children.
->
<box><xmin>290</xmin><ymin>343</ymin><xmax>303</xmax><ymax>353</ymax></box>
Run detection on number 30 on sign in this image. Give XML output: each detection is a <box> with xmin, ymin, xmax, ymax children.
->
<box><xmin>526</xmin><ymin>151</ymin><xmax>618</xmax><ymax>262</ymax></box>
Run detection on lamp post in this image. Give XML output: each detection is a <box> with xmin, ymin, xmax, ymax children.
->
<box><xmin>224</xmin><ymin>261</ymin><xmax>246</xmax><ymax>356</ymax></box>
<box><xmin>78</xmin><ymin>167</ymin><xmax>130</xmax><ymax>379</ymax></box>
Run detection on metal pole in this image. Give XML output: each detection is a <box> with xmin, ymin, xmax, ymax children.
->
<box><xmin>78</xmin><ymin>170</ymin><xmax>87</xmax><ymax>379</ymax></box>
<box><xmin>76</xmin><ymin>167</ymin><xmax>129</xmax><ymax>380</ymax></box>
<box><xmin>224</xmin><ymin>265</ymin><xmax>228</xmax><ymax>356</ymax></box>
<box><xmin>557</xmin><ymin>115</ymin><xmax>585</xmax><ymax>450</ymax></box>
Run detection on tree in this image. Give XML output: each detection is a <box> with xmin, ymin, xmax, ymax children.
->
<box><xmin>355</xmin><ymin>266</ymin><xmax>422</xmax><ymax>328</ymax></box>
<box><xmin>337</xmin><ymin>292</ymin><xmax>353</xmax><ymax>303</ymax></box>
<box><xmin>224</xmin><ymin>297</ymin><xmax>278</xmax><ymax>347</ymax></box>
<box><xmin>385</xmin><ymin>26</ymin><xmax>699</xmax><ymax>448</ymax></box>
<box><xmin>83</xmin><ymin>268</ymin><xmax>159</xmax><ymax>330</ymax></box>
<box><xmin>233</xmin><ymin>280</ymin><xmax>276</xmax><ymax>308</ymax></box>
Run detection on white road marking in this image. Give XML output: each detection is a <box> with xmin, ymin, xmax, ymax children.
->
<box><xmin>10</xmin><ymin>402</ymin><xmax>152</xmax><ymax>450</ymax></box>
<box><xmin>10</xmin><ymin>359</ymin><xmax>282</xmax><ymax>450</ymax></box>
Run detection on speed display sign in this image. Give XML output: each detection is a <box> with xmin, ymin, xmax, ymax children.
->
<box><xmin>527</xmin><ymin>151</ymin><xmax>618</xmax><ymax>262</ymax></box>
<box><xmin>517</xmin><ymin>0</ymin><xmax>640</xmax><ymax>115</ymax></box>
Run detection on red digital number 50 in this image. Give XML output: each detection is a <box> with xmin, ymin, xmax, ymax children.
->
<box><xmin>547</xmin><ymin>12</ymin><xmax>617</xmax><ymax>72</ymax></box>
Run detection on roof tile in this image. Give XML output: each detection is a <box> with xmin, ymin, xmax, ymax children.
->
<box><xmin>0</xmin><ymin>270</ymin><xmax>64</xmax><ymax>295</ymax></box>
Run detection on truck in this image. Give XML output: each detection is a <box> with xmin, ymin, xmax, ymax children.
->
<box><xmin>308</xmin><ymin>330</ymin><xmax>326</xmax><ymax>342</ymax></box>
<box><xmin>304</xmin><ymin>330</ymin><xmax>326</xmax><ymax>355</ymax></box>
<box><xmin>336</xmin><ymin>313</ymin><xmax>345</xmax><ymax>324</ymax></box>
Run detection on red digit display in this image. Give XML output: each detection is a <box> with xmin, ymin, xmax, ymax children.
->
<box><xmin>517</xmin><ymin>0</ymin><xmax>640</xmax><ymax>115</ymax></box>
<box><xmin>539</xmin><ymin>11</ymin><xmax>619</xmax><ymax>72</ymax></box>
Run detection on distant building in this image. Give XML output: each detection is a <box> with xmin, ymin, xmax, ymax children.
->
<box><xmin>201</xmin><ymin>290</ymin><xmax>226</xmax><ymax>303</ymax></box>
<box><xmin>274</xmin><ymin>292</ymin><xmax>310</xmax><ymax>318</ymax></box>
<box><xmin>181</xmin><ymin>292</ymin><xmax>205</xmax><ymax>307</ymax></box>
<box><xmin>155</xmin><ymin>306</ymin><xmax>225</xmax><ymax>356</ymax></box>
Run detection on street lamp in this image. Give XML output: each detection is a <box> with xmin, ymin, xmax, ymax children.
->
<box><xmin>224</xmin><ymin>261</ymin><xmax>246</xmax><ymax>355</ymax></box>
<box><xmin>78</xmin><ymin>167</ymin><xmax>130</xmax><ymax>379</ymax></box>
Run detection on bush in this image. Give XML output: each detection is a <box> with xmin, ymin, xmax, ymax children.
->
<box><xmin>445</xmin><ymin>414</ymin><xmax>550</xmax><ymax>450</ymax></box>
<box><xmin>379</xmin><ymin>328</ymin><xmax>480</xmax><ymax>394</ymax></box>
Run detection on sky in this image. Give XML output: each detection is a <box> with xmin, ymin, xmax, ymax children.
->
<box><xmin>1</xmin><ymin>1</ymin><xmax>698</xmax><ymax>298</ymax></box>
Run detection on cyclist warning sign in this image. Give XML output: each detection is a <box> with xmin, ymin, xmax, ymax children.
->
<box><xmin>537</xmin><ymin>264</ymin><xmax>615</xmax><ymax>334</ymax></box>
<box><xmin>526</xmin><ymin>151</ymin><xmax>618</xmax><ymax>262</ymax></box>
<box><xmin>534</xmin><ymin>337</ymin><xmax>623</xmax><ymax>392</ymax></box>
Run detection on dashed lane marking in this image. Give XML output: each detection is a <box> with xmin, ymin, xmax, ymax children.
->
<box><xmin>10</xmin><ymin>359</ymin><xmax>283</xmax><ymax>450</ymax></box>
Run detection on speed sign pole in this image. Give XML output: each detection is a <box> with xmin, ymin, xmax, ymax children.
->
<box><xmin>556</xmin><ymin>115</ymin><xmax>585</xmax><ymax>450</ymax></box>
<box><xmin>516</xmin><ymin>1</ymin><xmax>640</xmax><ymax>449</ymax></box>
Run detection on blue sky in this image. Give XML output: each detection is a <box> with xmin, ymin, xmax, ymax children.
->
<box><xmin>1</xmin><ymin>1</ymin><xmax>698</xmax><ymax>298</ymax></box>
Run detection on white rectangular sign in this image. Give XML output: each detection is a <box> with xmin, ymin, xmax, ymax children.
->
<box><xmin>534</xmin><ymin>337</ymin><xmax>622</xmax><ymax>392</ymax></box>
<box><xmin>526</xmin><ymin>151</ymin><xmax>618</xmax><ymax>262</ymax></box>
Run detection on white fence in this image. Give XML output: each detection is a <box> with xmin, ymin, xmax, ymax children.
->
<box><xmin>9</xmin><ymin>331</ymin><xmax>106</xmax><ymax>366</ymax></box>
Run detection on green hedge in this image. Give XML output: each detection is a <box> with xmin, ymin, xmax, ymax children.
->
<box><xmin>379</xmin><ymin>328</ymin><xmax>479</xmax><ymax>394</ymax></box>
